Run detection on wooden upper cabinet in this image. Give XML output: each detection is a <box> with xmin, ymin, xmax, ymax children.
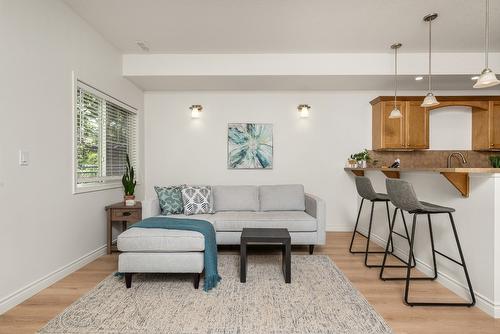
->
<box><xmin>405</xmin><ymin>101</ymin><xmax>429</xmax><ymax>149</ymax></box>
<box><xmin>372</xmin><ymin>100</ymin><xmax>428</xmax><ymax>151</ymax></box>
<box><xmin>373</xmin><ymin>96</ymin><xmax>500</xmax><ymax>152</ymax></box>
<box><xmin>472</xmin><ymin>101</ymin><xmax>500</xmax><ymax>151</ymax></box>
<box><xmin>490</xmin><ymin>102</ymin><xmax>500</xmax><ymax>149</ymax></box>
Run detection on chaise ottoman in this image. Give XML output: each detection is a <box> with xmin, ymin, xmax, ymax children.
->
<box><xmin>117</xmin><ymin>228</ymin><xmax>205</xmax><ymax>289</ymax></box>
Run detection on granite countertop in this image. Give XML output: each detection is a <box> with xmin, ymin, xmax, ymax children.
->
<box><xmin>344</xmin><ymin>167</ymin><xmax>500</xmax><ymax>173</ymax></box>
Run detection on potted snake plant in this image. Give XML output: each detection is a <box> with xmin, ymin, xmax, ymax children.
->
<box><xmin>122</xmin><ymin>154</ymin><xmax>137</xmax><ymax>206</ymax></box>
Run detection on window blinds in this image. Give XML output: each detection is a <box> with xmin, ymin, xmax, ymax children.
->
<box><xmin>75</xmin><ymin>82</ymin><xmax>137</xmax><ymax>186</ymax></box>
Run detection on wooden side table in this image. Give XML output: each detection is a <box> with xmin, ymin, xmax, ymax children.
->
<box><xmin>105</xmin><ymin>201</ymin><xmax>142</xmax><ymax>254</ymax></box>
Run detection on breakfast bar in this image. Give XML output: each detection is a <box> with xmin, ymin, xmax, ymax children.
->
<box><xmin>344</xmin><ymin>167</ymin><xmax>500</xmax><ymax>197</ymax></box>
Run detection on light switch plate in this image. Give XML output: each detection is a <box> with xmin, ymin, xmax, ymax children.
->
<box><xmin>19</xmin><ymin>150</ymin><xmax>29</xmax><ymax>166</ymax></box>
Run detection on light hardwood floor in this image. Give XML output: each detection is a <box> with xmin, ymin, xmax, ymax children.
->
<box><xmin>1</xmin><ymin>232</ymin><xmax>499</xmax><ymax>334</ymax></box>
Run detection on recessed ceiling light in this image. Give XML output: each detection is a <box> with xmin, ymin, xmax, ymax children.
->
<box><xmin>415</xmin><ymin>76</ymin><xmax>424</xmax><ymax>81</ymax></box>
<box><xmin>471</xmin><ymin>76</ymin><xmax>480</xmax><ymax>80</ymax></box>
<box><xmin>136</xmin><ymin>41</ymin><xmax>150</xmax><ymax>52</ymax></box>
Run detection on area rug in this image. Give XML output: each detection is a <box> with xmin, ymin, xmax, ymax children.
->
<box><xmin>38</xmin><ymin>255</ymin><xmax>392</xmax><ymax>334</ymax></box>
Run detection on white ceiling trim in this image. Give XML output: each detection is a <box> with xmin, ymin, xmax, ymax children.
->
<box><xmin>123</xmin><ymin>53</ymin><xmax>500</xmax><ymax>77</ymax></box>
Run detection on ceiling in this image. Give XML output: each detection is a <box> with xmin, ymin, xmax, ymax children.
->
<box><xmin>65</xmin><ymin>0</ymin><xmax>500</xmax><ymax>54</ymax></box>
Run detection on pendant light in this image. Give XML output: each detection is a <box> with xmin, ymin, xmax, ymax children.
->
<box><xmin>389</xmin><ymin>43</ymin><xmax>403</xmax><ymax>119</ymax></box>
<box><xmin>474</xmin><ymin>0</ymin><xmax>500</xmax><ymax>88</ymax></box>
<box><xmin>421</xmin><ymin>13</ymin><xmax>440</xmax><ymax>108</ymax></box>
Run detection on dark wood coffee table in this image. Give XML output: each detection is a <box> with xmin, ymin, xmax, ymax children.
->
<box><xmin>240</xmin><ymin>228</ymin><xmax>291</xmax><ymax>283</ymax></box>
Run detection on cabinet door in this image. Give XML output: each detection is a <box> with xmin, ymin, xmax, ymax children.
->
<box><xmin>490</xmin><ymin>102</ymin><xmax>500</xmax><ymax>149</ymax></box>
<box><xmin>405</xmin><ymin>101</ymin><xmax>429</xmax><ymax>149</ymax></box>
<box><xmin>381</xmin><ymin>101</ymin><xmax>405</xmax><ymax>149</ymax></box>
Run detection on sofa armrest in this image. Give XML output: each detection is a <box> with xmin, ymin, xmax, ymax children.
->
<box><xmin>305</xmin><ymin>193</ymin><xmax>326</xmax><ymax>245</ymax></box>
<box><xmin>142</xmin><ymin>198</ymin><xmax>160</xmax><ymax>218</ymax></box>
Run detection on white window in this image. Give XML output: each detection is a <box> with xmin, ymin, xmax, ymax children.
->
<box><xmin>73</xmin><ymin>80</ymin><xmax>138</xmax><ymax>193</ymax></box>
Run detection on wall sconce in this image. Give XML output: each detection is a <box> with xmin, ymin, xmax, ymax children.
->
<box><xmin>189</xmin><ymin>105</ymin><xmax>203</xmax><ymax>118</ymax></box>
<box><xmin>298</xmin><ymin>104</ymin><xmax>311</xmax><ymax>118</ymax></box>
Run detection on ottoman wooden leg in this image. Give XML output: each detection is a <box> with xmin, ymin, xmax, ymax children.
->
<box><xmin>193</xmin><ymin>273</ymin><xmax>200</xmax><ymax>289</ymax></box>
<box><xmin>125</xmin><ymin>273</ymin><xmax>132</xmax><ymax>288</ymax></box>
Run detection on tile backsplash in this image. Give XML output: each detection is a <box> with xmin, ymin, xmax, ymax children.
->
<box><xmin>369</xmin><ymin>150</ymin><xmax>496</xmax><ymax>168</ymax></box>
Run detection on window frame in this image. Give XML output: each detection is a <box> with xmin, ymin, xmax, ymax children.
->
<box><xmin>72</xmin><ymin>75</ymin><xmax>139</xmax><ymax>194</ymax></box>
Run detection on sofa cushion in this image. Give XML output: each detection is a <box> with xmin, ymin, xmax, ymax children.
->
<box><xmin>259</xmin><ymin>184</ymin><xmax>305</xmax><ymax>211</ymax></box>
<box><xmin>117</xmin><ymin>228</ymin><xmax>205</xmax><ymax>252</ymax></box>
<box><xmin>213</xmin><ymin>185</ymin><xmax>259</xmax><ymax>212</ymax></box>
<box><xmin>154</xmin><ymin>185</ymin><xmax>184</xmax><ymax>215</ymax></box>
<box><xmin>214</xmin><ymin>211</ymin><xmax>316</xmax><ymax>232</ymax></box>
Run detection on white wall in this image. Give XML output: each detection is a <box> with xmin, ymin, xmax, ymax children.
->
<box><xmin>429</xmin><ymin>106</ymin><xmax>472</xmax><ymax>150</ymax></box>
<box><xmin>144</xmin><ymin>91</ymin><xmax>389</xmax><ymax>231</ymax></box>
<box><xmin>0</xmin><ymin>0</ymin><xmax>143</xmax><ymax>313</ymax></box>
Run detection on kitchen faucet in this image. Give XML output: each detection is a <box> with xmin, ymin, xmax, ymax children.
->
<box><xmin>447</xmin><ymin>152</ymin><xmax>468</xmax><ymax>168</ymax></box>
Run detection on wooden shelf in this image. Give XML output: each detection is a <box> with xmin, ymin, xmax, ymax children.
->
<box><xmin>344</xmin><ymin>167</ymin><xmax>500</xmax><ymax>197</ymax></box>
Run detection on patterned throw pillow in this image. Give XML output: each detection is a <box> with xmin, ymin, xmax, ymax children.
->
<box><xmin>154</xmin><ymin>186</ymin><xmax>184</xmax><ymax>215</ymax></box>
<box><xmin>181</xmin><ymin>186</ymin><xmax>214</xmax><ymax>215</ymax></box>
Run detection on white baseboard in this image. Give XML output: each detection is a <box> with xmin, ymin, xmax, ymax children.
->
<box><xmin>328</xmin><ymin>224</ymin><xmax>353</xmax><ymax>232</ymax></box>
<box><xmin>0</xmin><ymin>245</ymin><xmax>107</xmax><ymax>315</ymax></box>
<box><xmin>361</xmin><ymin>228</ymin><xmax>500</xmax><ymax>318</ymax></box>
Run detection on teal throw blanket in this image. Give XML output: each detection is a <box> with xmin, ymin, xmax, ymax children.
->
<box><xmin>130</xmin><ymin>217</ymin><xmax>221</xmax><ymax>291</ymax></box>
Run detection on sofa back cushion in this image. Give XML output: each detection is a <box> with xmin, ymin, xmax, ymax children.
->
<box><xmin>259</xmin><ymin>184</ymin><xmax>305</xmax><ymax>211</ymax></box>
<box><xmin>213</xmin><ymin>185</ymin><xmax>259</xmax><ymax>212</ymax></box>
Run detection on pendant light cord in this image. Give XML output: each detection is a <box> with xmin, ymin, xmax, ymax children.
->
<box><xmin>485</xmin><ymin>0</ymin><xmax>489</xmax><ymax>68</ymax></box>
<box><xmin>428</xmin><ymin>18</ymin><xmax>432</xmax><ymax>92</ymax></box>
<box><xmin>394</xmin><ymin>46</ymin><xmax>398</xmax><ymax>108</ymax></box>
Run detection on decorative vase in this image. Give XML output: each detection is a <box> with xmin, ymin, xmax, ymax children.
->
<box><xmin>124</xmin><ymin>195</ymin><xmax>136</xmax><ymax>206</ymax></box>
<box><xmin>357</xmin><ymin>160</ymin><xmax>367</xmax><ymax>168</ymax></box>
<box><xmin>348</xmin><ymin>159</ymin><xmax>357</xmax><ymax>168</ymax></box>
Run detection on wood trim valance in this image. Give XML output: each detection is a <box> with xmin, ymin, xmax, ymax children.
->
<box><xmin>370</xmin><ymin>96</ymin><xmax>500</xmax><ymax>107</ymax></box>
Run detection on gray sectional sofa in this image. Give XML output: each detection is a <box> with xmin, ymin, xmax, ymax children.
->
<box><xmin>142</xmin><ymin>184</ymin><xmax>326</xmax><ymax>246</ymax></box>
<box><xmin>117</xmin><ymin>184</ymin><xmax>325</xmax><ymax>288</ymax></box>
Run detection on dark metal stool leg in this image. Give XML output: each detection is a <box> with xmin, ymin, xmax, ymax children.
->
<box><xmin>379</xmin><ymin>208</ymin><xmax>417</xmax><ymax>280</ymax></box>
<box><xmin>364</xmin><ymin>201</ymin><xmax>375</xmax><ymax>266</ymax></box>
<box><xmin>400</xmin><ymin>210</ymin><xmax>416</xmax><ymax>267</ymax></box>
<box><xmin>379</xmin><ymin>208</ymin><xmax>398</xmax><ymax>279</ymax></box>
<box><xmin>385</xmin><ymin>201</ymin><xmax>394</xmax><ymax>253</ymax></box>
<box><xmin>448</xmin><ymin>213</ymin><xmax>476</xmax><ymax>306</ymax></box>
<box><xmin>427</xmin><ymin>214</ymin><xmax>438</xmax><ymax>280</ymax></box>
<box><xmin>404</xmin><ymin>213</ymin><xmax>476</xmax><ymax>307</ymax></box>
<box><xmin>403</xmin><ymin>214</ymin><xmax>418</xmax><ymax>305</ymax></box>
<box><xmin>350</xmin><ymin>198</ymin><xmax>395</xmax><ymax>268</ymax></box>
<box><xmin>349</xmin><ymin>199</ymin><xmax>365</xmax><ymax>253</ymax></box>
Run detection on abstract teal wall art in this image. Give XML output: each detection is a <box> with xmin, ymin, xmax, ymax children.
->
<box><xmin>228</xmin><ymin>123</ymin><xmax>273</xmax><ymax>169</ymax></box>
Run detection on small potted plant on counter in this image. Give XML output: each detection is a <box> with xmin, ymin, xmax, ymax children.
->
<box><xmin>490</xmin><ymin>156</ymin><xmax>500</xmax><ymax>168</ymax></box>
<box><xmin>350</xmin><ymin>149</ymin><xmax>371</xmax><ymax>168</ymax></box>
<box><xmin>122</xmin><ymin>154</ymin><xmax>137</xmax><ymax>206</ymax></box>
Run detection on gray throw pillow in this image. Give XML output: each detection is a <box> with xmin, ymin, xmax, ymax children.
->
<box><xmin>154</xmin><ymin>186</ymin><xmax>184</xmax><ymax>215</ymax></box>
<box><xmin>181</xmin><ymin>185</ymin><xmax>215</xmax><ymax>215</ymax></box>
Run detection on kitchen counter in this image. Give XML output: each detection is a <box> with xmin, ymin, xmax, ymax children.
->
<box><xmin>344</xmin><ymin>167</ymin><xmax>500</xmax><ymax>197</ymax></box>
<box><xmin>344</xmin><ymin>167</ymin><xmax>500</xmax><ymax>173</ymax></box>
